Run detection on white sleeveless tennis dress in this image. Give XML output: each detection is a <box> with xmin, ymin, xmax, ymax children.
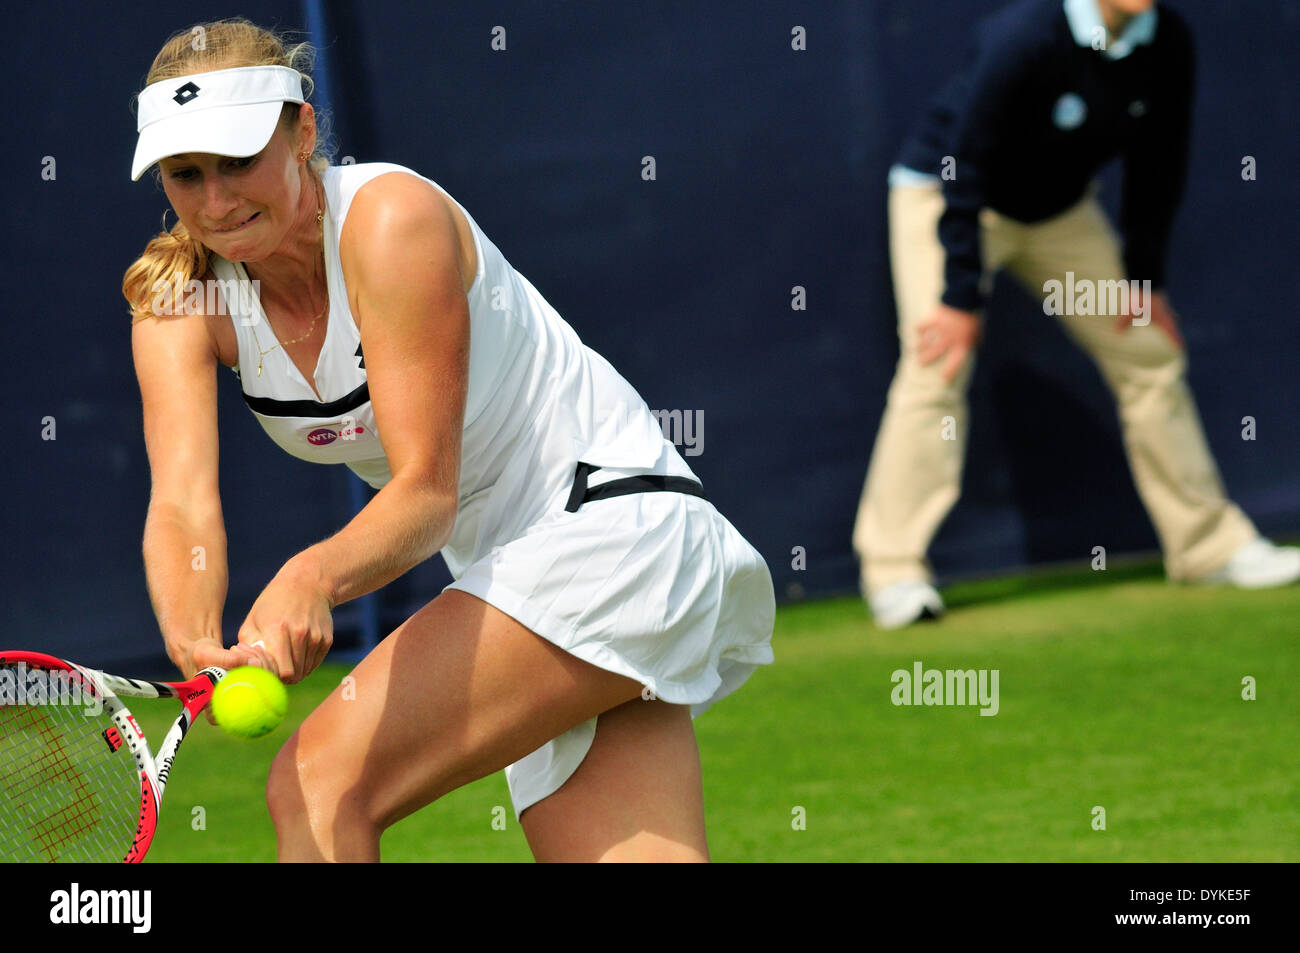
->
<box><xmin>211</xmin><ymin>162</ymin><xmax>775</xmax><ymax>817</ymax></box>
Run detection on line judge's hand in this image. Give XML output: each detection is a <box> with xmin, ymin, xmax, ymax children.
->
<box><xmin>915</xmin><ymin>304</ymin><xmax>982</xmax><ymax>384</ymax></box>
<box><xmin>233</xmin><ymin>564</ymin><xmax>335</xmax><ymax>684</ymax></box>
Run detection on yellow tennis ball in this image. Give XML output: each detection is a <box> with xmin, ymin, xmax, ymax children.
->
<box><xmin>211</xmin><ymin>666</ymin><xmax>287</xmax><ymax>738</ymax></box>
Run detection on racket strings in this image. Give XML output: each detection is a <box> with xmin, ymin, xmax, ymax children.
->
<box><xmin>0</xmin><ymin>694</ymin><xmax>141</xmax><ymax>862</ymax></box>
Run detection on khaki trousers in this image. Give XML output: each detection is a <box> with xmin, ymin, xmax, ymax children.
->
<box><xmin>853</xmin><ymin>182</ymin><xmax>1257</xmax><ymax>595</ymax></box>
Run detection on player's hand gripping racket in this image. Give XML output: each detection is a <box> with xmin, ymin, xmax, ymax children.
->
<box><xmin>0</xmin><ymin>651</ymin><xmax>224</xmax><ymax>862</ymax></box>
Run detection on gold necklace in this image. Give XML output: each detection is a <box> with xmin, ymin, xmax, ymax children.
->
<box><xmin>250</xmin><ymin>181</ymin><xmax>328</xmax><ymax>377</ymax></box>
<box><xmin>253</xmin><ymin>296</ymin><xmax>326</xmax><ymax>377</ymax></box>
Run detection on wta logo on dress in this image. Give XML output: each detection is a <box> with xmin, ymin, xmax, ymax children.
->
<box><xmin>307</xmin><ymin>421</ymin><xmax>366</xmax><ymax>446</ymax></box>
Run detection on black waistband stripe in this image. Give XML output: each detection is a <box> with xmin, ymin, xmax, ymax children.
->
<box><xmin>564</xmin><ymin>461</ymin><xmax>707</xmax><ymax>513</ymax></box>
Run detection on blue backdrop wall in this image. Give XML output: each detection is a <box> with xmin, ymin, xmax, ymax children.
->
<box><xmin>3</xmin><ymin>1</ymin><xmax>1296</xmax><ymax>672</ymax></box>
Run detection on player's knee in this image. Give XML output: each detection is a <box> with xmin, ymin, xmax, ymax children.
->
<box><xmin>265</xmin><ymin>734</ymin><xmax>307</xmax><ymax>832</ymax></box>
<box><xmin>265</xmin><ymin>729</ymin><xmax>373</xmax><ymax>834</ymax></box>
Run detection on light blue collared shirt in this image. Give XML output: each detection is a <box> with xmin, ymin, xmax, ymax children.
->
<box><xmin>888</xmin><ymin>164</ymin><xmax>941</xmax><ymax>187</ymax></box>
<box><xmin>1064</xmin><ymin>0</ymin><xmax>1158</xmax><ymax>61</ymax></box>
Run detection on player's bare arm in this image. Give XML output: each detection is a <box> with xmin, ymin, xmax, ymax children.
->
<box><xmin>131</xmin><ymin>290</ymin><xmax>232</xmax><ymax>680</ymax></box>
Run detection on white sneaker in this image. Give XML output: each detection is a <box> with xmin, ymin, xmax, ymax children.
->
<box><xmin>869</xmin><ymin>580</ymin><xmax>945</xmax><ymax>629</ymax></box>
<box><xmin>1198</xmin><ymin>538</ymin><xmax>1300</xmax><ymax>589</ymax></box>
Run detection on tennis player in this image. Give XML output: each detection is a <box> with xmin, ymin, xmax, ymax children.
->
<box><xmin>123</xmin><ymin>20</ymin><xmax>775</xmax><ymax>861</ymax></box>
<box><xmin>854</xmin><ymin>0</ymin><xmax>1300</xmax><ymax>628</ymax></box>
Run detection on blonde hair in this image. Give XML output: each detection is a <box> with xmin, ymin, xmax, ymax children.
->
<box><xmin>122</xmin><ymin>19</ymin><xmax>333</xmax><ymax>324</ymax></box>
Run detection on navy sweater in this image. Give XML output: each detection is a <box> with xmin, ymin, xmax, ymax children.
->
<box><xmin>896</xmin><ymin>0</ymin><xmax>1195</xmax><ymax>311</ymax></box>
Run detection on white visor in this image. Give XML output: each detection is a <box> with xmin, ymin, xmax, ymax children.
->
<box><xmin>131</xmin><ymin>65</ymin><xmax>305</xmax><ymax>181</ymax></box>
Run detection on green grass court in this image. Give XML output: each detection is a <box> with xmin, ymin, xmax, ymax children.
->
<box><xmin>139</xmin><ymin>557</ymin><xmax>1299</xmax><ymax>861</ymax></box>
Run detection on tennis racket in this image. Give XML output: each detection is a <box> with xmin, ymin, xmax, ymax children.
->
<box><xmin>0</xmin><ymin>650</ymin><xmax>225</xmax><ymax>862</ymax></box>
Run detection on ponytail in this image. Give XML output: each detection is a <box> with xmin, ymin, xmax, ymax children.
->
<box><xmin>122</xmin><ymin>215</ymin><xmax>211</xmax><ymax>324</ymax></box>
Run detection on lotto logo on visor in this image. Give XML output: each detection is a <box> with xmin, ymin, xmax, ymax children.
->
<box><xmin>131</xmin><ymin>65</ymin><xmax>305</xmax><ymax>181</ymax></box>
<box><xmin>172</xmin><ymin>81</ymin><xmax>201</xmax><ymax>105</ymax></box>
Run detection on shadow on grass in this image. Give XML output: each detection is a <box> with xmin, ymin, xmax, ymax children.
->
<box><xmin>940</xmin><ymin>558</ymin><xmax>1167</xmax><ymax>611</ymax></box>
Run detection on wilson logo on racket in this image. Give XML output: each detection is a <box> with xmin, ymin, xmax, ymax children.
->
<box><xmin>103</xmin><ymin>725</ymin><xmax>124</xmax><ymax>753</ymax></box>
<box><xmin>0</xmin><ymin>651</ymin><xmax>225</xmax><ymax>862</ymax></box>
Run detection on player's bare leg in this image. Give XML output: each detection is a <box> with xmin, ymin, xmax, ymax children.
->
<box><xmin>265</xmin><ymin>589</ymin><xmax>643</xmax><ymax>861</ymax></box>
<box><xmin>519</xmin><ymin>697</ymin><xmax>709</xmax><ymax>862</ymax></box>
